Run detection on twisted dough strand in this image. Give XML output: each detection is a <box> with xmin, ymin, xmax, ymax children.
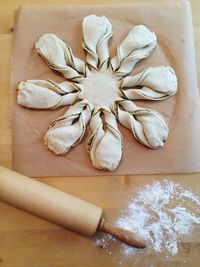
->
<box><xmin>111</xmin><ymin>25</ymin><xmax>157</xmax><ymax>79</ymax></box>
<box><xmin>45</xmin><ymin>100</ymin><xmax>93</xmax><ymax>154</ymax></box>
<box><xmin>120</xmin><ymin>66</ymin><xmax>177</xmax><ymax>100</ymax></box>
<box><xmin>35</xmin><ymin>34</ymin><xmax>86</xmax><ymax>82</ymax></box>
<box><xmin>87</xmin><ymin>108</ymin><xmax>123</xmax><ymax>171</ymax></box>
<box><xmin>82</xmin><ymin>15</ymin><xmax>112</xmax><ymax>70</ymax></box>
<box><xmin>17</xmin><ymin>80</ymin><xmax>82</xmax><ymax>109</ymax></box>
<box><xmin>115</xmin><ymin>100</ymin><xmax>168</xmax><ymax>149</ymax></box>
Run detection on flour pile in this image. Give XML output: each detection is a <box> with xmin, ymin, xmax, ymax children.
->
<box><xmin>95</xmin><ymin>179</ymin><xmax>200</xmax><ymax>258</ymax></box>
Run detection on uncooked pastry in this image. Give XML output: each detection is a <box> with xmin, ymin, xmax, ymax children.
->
<box><xmin>17</xmin><ymin>15</ymin><xmax>177</xmax><ymax>171</ymax></box>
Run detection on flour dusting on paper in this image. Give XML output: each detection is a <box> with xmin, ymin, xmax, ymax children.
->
<box><xmin>95</xmin><ymin>179</ymin><xmax>200</xmax><ymax>262</ymax></box>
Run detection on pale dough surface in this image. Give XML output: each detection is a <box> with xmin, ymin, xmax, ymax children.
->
<box><xmin>83</xmin><ymin>70</ymin><xmax>119</xmax><ymax>108</ymax></box>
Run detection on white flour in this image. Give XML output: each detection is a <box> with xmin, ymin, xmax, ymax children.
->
<box><xmin>95</xmin><ymin>179</ymin><xmax>200</xmax><ymax>262</ymax></box>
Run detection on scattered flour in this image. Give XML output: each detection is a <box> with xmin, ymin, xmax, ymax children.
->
<box><xmin>95</xmin><ymin>179</ymin><xmax>200</xmax><ymax>262</ymax></box>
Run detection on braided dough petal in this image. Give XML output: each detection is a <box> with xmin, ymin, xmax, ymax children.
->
<box><xmin>17</xmin><ymin>80</ymin><xmax>82</xmax><ymax>109</ymax></box>
<box><xmin>82</xmin><ymin>15</ymin><xmax>112</xmax><ymax>70</ymax></box>
<box><xmin>35</xmin><ymin>34</ymin><xmax>86</xmax><ymax>82</ymax></box>
<box><xmin>116</xmin><ymin>100</ymin><xmax>168</xmax><ymax>149</ymax></box>
<box><xmin>121</xmin><ymin>66</ymin><xmax>177</xmax><ymax>100</ymax></box>
<box><xmin>111</xmin><ymin>25</ymin><xmax>157</xmax><ymax>79</ymax></box>
<box><xmin>87</xmin><ymin>109</ymin><xmax>123</xmax><ymax>171</ymax></box>
<box><xmin>44</xmin><ymin>100</ymin><xmax>93</xmax><ymax>154</ymax></box>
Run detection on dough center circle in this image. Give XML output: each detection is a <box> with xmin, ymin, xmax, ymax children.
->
<box><xmin>83</xmin><ymin>70</ymin><xmax>119</xmax><ymax>107</ymax></box>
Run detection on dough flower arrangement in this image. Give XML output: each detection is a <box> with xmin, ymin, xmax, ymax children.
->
<box><xmin>17</xmin><ymin>15</ymin><xmax>177</xmax><ymax>171</ymax></box>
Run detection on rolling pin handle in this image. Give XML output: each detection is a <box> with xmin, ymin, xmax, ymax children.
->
<box><xmin>98</xmin><ymin>218</ymin><xmax>146</xmax><ymax>249</ymax></box>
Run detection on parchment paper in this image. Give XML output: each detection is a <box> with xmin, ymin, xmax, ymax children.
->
<box><xmin>11</xmin><ymin>1</ymin><xmax>200</xmax><ymax>177</ymax></box>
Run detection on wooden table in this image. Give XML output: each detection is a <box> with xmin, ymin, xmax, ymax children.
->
<box><xmin>0</xmin><ymin>0</ymin><xmax>200</xmax><ymax>266</ymax></box>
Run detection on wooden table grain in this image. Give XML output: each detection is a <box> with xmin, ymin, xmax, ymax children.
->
<box><xmin>0</xmin><ymin>0</ymin><xmax>200</xmax><ymax>266</ymax></box>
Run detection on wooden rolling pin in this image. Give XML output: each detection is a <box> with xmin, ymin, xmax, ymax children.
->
<box><xmin>0</xmin><ymin>166</ymin><xmax>145</xmax><ymax>249</ymax></box>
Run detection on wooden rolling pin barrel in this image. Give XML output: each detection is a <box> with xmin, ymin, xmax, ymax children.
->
<box><xmin>0</xmin><ymin>166</ymin><xmax>146</xmax><ymax>249</ymax></box>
